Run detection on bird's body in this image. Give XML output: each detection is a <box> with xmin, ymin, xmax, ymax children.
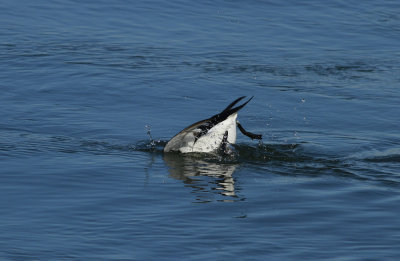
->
<box><xmin>164</xmin><ymin>113</ymin><xmax>238</xmax><ymax>153</ymax></box>
<box><xmin>164</xmin><ymin>96</ymin><xmax>262</xmax><ymax>154</ymax></box>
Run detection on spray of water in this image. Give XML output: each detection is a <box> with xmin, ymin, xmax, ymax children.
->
<box><xmin>145</xmin><ymin>125</ymin><xmax>156</xmax><ymax>148</ymax></box>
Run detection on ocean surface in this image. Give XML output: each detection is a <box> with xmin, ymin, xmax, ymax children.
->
<box><xmin>1</xmin><ymin>0</ymin><xmax>400</xmax><ymax>260</ymax></box>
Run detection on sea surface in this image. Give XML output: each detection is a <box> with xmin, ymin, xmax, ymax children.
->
<box><xmin>1</xmin><ymin>0</ymin><xmax>400</xmax><ymax>260</ymax></box>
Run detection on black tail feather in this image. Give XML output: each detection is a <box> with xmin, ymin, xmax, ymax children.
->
<box><xmin>212</xmin><ymin>96</ymin><xmax>253</xmax><ymax>122</ymax></box>
<box><xmin>221</xmin><ymin>96</ymin><xmax>246</xmax><ymax>114</ymax></box>
<box><xmin>204</xmin><ymin>96</ymin><xmax>257</xmax><ymax>135</ymax></box>
<box><xmin>225</xmin><ymin>96</ymin><xmax>253</xmax><ymax>116</ymax></box>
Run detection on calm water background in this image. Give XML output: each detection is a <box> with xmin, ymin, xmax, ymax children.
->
<box><xmin>1</xmin><ymin>0</ymin><xmax>400</xmax><ymax>260</ymax></box>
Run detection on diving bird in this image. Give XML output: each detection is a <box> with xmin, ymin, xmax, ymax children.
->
<box><xmin>164</xmin><ymin>96</ymin><xmax>262</xmax><ymax>153</ymax></box>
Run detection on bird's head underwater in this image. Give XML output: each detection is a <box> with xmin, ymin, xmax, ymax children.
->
<box><xmin>164</xmin><ymin>96</ymin><xmax>262</xmax><ymax>154</ymax></box>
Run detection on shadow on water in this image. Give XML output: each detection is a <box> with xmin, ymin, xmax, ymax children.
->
<box><xmin>134</xmin><ymin>139</ymin><xmax>306</xmax><ymax>202</ymax></box>
<box><xmin>133</xmin><ymin>139</ymin><xmax>346</xmax><ymax>202</ymax></box>
<box><xmin>163</xmin><ymin>153</ymin><xmax>239</xmax><ymax>203</ymax></box>
<box><xmin>3</xmin><ymin>128</ymin><xmax>398</xmax><ymax>202</ymax></box>
<box><xmin>133</xmin><ymin>138</ymin><xmax>400</xmax><ymax>201</ymax></box>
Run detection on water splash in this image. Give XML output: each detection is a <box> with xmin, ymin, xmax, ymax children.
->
<box><xmin>143</xmin><ymin>125</ymin><xmax>164</xmax><ymax>151</ymax></box>
<box><xmin>145</xmin><ymin>125</ymin><xmax>156</xmax><ymax>148</ymax></box>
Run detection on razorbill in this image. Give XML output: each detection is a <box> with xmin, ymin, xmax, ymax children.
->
<box><xmin>164</xmin><ymin>96</ymin><xmax>262</xmax><ymax>153</ymax></box>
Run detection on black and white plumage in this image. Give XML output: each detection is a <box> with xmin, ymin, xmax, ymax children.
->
<box><xmin>164</xmin><ymin>96</ymin><xmax>262</xmax><ymax>153</ymax></box>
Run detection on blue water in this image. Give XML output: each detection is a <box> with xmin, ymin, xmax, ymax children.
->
<box><xmin>1</xmin><ymin>0</ymin><xmax>400</xmax><ymax>260</ymax></box>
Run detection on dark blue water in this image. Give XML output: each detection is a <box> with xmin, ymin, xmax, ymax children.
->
<box><xmin>1</xmin><ymin>1</ymin><xmax>400</xmax><ymax>260</ymax></box>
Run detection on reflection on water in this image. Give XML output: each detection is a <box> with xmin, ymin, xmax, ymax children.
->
<box><xmin>163</xmin><ymin>153</ymin><xmax>240</xmax><ymax>202</ymax></box>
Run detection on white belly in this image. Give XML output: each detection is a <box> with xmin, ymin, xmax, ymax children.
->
<box><xmin>177</xmin><ymin>113</ymin><xmax>237</xmax><ymax>153</ymax></box>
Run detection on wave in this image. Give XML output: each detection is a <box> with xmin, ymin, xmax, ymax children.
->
<box><xmin>132</xmin><ymin>139</ymin><xmax>308</xmax><ymax>162</ymax></box>
<box><xmin>350</xmin><ymin>148</ymin><xmax>400</xmax><ymax>163</ymax></box>
<box><xmin>133</xmin><ymin>139</ymin><xmax>400</xmax><ymax>188</ymax></box>
<box><xmin>2</xmin><ymin>128</ymin><xmax>398</xmax><ymax>187</ymax></box>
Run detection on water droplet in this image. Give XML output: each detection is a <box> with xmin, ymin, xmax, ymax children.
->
<box><xmin>145</xmin><ymin>125</ymin><xmax>155</xmax><ymax>147</ymax></box>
